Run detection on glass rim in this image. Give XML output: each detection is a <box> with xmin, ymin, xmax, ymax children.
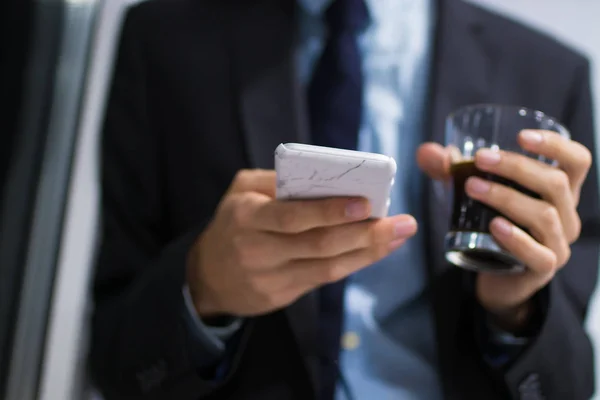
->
<box><xmin>446</xmin><ymin>103</ymin><xmax>570</xmax><ymax>138</ymax></box>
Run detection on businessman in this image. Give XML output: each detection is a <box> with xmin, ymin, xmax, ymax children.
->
<box><xmin>91</xmin><ymin>0</ymin><xmax>600</xmax><ymax>399</ymax></box>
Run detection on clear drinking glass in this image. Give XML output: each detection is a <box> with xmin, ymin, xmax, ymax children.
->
<box><xmin>444</xmin><ymin>104</ymin><xmax>570</xmax><ymax>273</ymax></box>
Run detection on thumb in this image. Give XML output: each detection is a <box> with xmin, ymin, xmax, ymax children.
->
<box><xmin>228</xmin><ymin>169</ymin><xmax>277</xmax><ymax>197</ymax></box>
<box><xmin>416</xmin><ymin>143</ymin><xmax>451</xmax><ymax>181</ymax></box>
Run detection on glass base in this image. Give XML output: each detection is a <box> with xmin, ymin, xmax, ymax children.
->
<box><xmin>445</xmin><ymin>231</ymin><xmax>526</xmax><ymax>274</ymax></box>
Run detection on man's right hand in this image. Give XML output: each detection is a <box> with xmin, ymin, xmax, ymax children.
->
<box><xmin>186</xmin><ymin>169</ymin><xmax>417</xmax><ymax>318</ymax></box>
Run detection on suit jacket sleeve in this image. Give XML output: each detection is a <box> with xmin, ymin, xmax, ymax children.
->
<box><xmin>501</xmin><ymin>59</ymin><xmax>600</xmax><ymax>400</ymax></box>
<box><xmin>89</xmin><ymin>6</ymin><xmax>249</xmax><ymax>399</ymax></box>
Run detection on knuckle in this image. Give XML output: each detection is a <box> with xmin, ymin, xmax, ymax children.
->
<box><xmin>321</xmin><ymin>261</ymin><xmax>345</xmax><ymax>284</ymax></box>
<box><xmin>232</xmin><ymin>236</ymin><xmax>260</xmax><ymax>268</ymax></box>
<box><xmin>230</xmin><ymin>195</ymin><xmax>254</xmax><ymax>227</ymax></box>
<box><xmin>232</xmin><ymin>235</ymin><xmax>249</xmax><ymax>265</ymax></box>
<box><xmin>486</xmin><ymin>182</ymin><xmax>505</xmax><ymax>203</ymax></box>
<box><xmin>310</xmin><ymin>230</ymin><xmax>335</xmax><ymax>255</ymax></box>
<box><xmin>249</xmin><ymin>276</ymin><xmax>271</xmax><ymax>296</ymax></box>
<box><xmin>544</xmin><ymin>252</ymin><xmax>559</xmax><ymax>274</ymax></box>
<box><xmin>231</xmin><ymin>234</ymin><xmax>245</xmax><ymax>252</ymax></box>
<box><xmin>366</xmin><ymin>221</ymin><xmax>388</xmax><ymax>245</ymax></box>
<box><xmin>234</xmin><ymin>169</ymin><xmax>252</xmax><ymax>186</ymax></box>
<box><xmin>539</xmin><ymin>205</ymin><xmax>560</xmax><ymax>228</ymax></box>
<box><xmin>536</xmin><ymin>251</ymin><xmax>558</xmax><ymax>276</ymax></box>
<box><xmin>569</xmin><ymin>216</ymin><xmax>582</xmax><ymax>243</ymax></box>
<box><xmin>580</xmin><ymin>147</ymin><xmax>593</xmax><ymax>170</ymax></box>
<box><xmin>558</xmin><ymin>245</ymin><xmax>571</xmax><ymax>268</ymax></box>
<box><xmin>510</xmin><ymin>156</ymin><xmax>528</xmax><ymax>178</ymax></box>
<box><xmin>550</xmin><ymin>170</ymin><xmax>570</xmax><ymax>193</ymax></box>
<box><xmin>368</xmin><ymin>223</ymin><xmax>384</xmax><ymax>244</ymax></box>
<box><xmin>275</xmin><ymin>209</ymin><xmax>299</xmax><ymax>232</ymax></box>
<box><xmin>263</xmin><ymin>291</ymin><xmax>282</xmax><ymax>309</ymax></box>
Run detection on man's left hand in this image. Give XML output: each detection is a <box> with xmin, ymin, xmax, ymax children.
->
<box><xmin>417</xmin><ymin>130</ymin><xmax>593</xmax><ymax>332</ymax></box>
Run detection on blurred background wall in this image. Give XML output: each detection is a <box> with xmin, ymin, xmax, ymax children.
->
<box><xmin>38</xmin><ymin>1</ymin><xmax>600</xmax><ymax>399</ymax></box>
<box><xmin>471</xmin><ymin>0</ymin><xmax>600</xmax><ymax>136</ymax></box>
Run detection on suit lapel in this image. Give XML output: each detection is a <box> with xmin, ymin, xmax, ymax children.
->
<box><xmin>424</xmin><ymin>0</ymin><xmax>493</xmax><ymax>278</ymax></box>
<box><xmin>230</xmin><ymin>0</ymin><xmax>318</xmax><ymax>391</ymax></box>
<box><xmin>232</xmin><ymin>0</ymin><xmax>310</xmax><ymax>170</ymax></box>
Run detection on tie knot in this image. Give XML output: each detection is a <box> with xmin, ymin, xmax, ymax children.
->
<box><xmin>325</xmin><ymin>0</ymin><xmax>369</xmax><ymax>33</ymax></box>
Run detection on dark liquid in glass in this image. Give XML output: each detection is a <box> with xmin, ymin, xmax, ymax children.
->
<box><xmin>448</xmin><ymin>160</ymin><xmax>537</xmax><ymax>270</ymax></box>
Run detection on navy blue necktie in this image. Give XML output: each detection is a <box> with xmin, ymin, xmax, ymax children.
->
<box><xmin>307</xmin><ymin>1</ymin><xmax>368</xmax><ymax>399</ymax></box>
<box><xmin>308</xmin><ymin>0</ymin><xmax>368</xmax><ymax>150</ymax></box>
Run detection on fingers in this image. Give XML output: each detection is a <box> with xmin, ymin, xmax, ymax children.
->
<box><xmin>231</xmin><ymin>214</ymin><xmax>417</xmax><ymax>269</ymax></box>
<box><xmin>231</xmin><ymin>214</ymin><xmax>417</xmax><ymax>301</ymax></box>
<box><xmin>252</xmin><ymin>197</ymin><xmax>372</xmax><ymax>233</ymax></box>
<box><xmin>417</xmin><ymin>142</ymin><xmax>451</xmax><ymax>181</ymax></box>
<box><xmin>474</xmin><ymin>217</ymin><xmax>561</xmax><ymax>314</ymax></box>
<box><xmin>488</xmin><ymin>217</ymin><xmax>562</xmax><ymax>281</ymax></box>
<box><xmin>282</xmin><ymin>214</ymin><xmax>417</xmax><ymax>260</ymax></box>
<box><xmin>288</xmin><ymin>236</ymin><xmax>408</xmax><ymax>293</ymax></box>
<box><xmin>465</xmin><ymin>177</ymin><xmax>571</xmax><ymax>267</ymax></box>
<box><xmin>518</xmin><ymin>130</ymin><xmax>592</xmax><ymax>195</ymax></box>
<box><xmin>474</xmin><ymin>148</ymin><xmax>581</xmax><ymax>242</ymax></box>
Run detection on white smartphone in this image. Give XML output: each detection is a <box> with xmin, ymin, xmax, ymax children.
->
<box><xmin>274</xmin><ymin>143</ymin><xmax>397</xmax><ymax>218</ymax></box>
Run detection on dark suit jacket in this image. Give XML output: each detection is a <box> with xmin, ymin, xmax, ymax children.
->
<box><xmin>91</xmin><ymin>0</ymin><xmax>600</xmax><ymax>399</ymax></box>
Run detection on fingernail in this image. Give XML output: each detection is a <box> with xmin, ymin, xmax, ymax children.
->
<box><xmin>492</xmin><ymin>218</ymin><xmax>513</xmax><ymax>237</ymax></box>
<box><xmin>520</xmin><ymin>130</ymin><xmax>543</xmax><ymax>145</ymax></box>
<box><xmin>345</xmin><ymin>200</ymin><xmax>368</xmax><ymax>219</ymax></box>
<box><xmin>394</xmin><ymin>218</ymin><xmax>417</xmax><ymax>238</ymax></box>
<box><xmin>466</xmin><ymin>177</ymin><xmax>491</xmax><ymax>194</ymax></box>
<box><xmin>476</xmin><ymin>149</ymin><xmax>501</xmax><ymax>165</ymax></box>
